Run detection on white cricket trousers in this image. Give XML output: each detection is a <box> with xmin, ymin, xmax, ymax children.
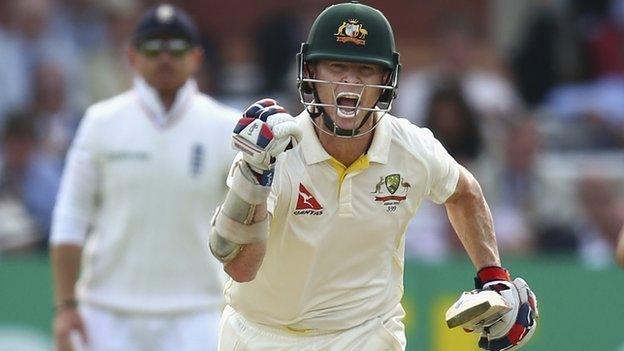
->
<box><xmin>71</xmin><ymin>304</ymin><xmax>221</xmax><ymax>351</ymax></box>
<box><xmin>217</xmin><ymin>304</ymin><xmax>406</xmax><ymax>351</ymax></box>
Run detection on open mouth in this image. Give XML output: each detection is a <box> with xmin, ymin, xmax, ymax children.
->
<box><xmin>336</xmin><ymin>92</ymin><xmax>360</xmax><ymax>118</ymax></box>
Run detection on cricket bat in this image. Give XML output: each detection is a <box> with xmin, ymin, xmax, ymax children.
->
<box><xmin>445</xmin><ymin>290</ymin><xmax>511</xmax><ymax>329</ymax></box>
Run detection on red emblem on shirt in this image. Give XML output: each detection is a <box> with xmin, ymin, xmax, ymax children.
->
<box><xmin>294</xmin><ymin>184</ymin><xmax>323</xmax><ymax>215</ymax></box>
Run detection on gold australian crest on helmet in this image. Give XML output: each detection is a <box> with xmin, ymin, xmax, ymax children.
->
<box><xmin>334</xmin><ymin>19</ymin><xmax>368</xmax><ymax>45</ymax></box>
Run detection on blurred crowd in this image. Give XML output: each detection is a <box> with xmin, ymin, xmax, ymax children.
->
<box><xmin>0</xmin><ymin>0</ymin><xmax>623</xmax><ymax>268</ymax></box>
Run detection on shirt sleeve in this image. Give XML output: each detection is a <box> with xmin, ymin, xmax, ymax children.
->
<box><xmin>420</xmin><ymin>128</ymin><xmax>460</xmax><ymax>204</ymax></box>
<box><xmin>49</xmin><ymin>110</ymin><xmax>101</xmax><ymax>245</ymax></box>
<box><xmin>266</xmin><ymin>185</ymin><xmax>279</xmax><ymax>216</ymax></box>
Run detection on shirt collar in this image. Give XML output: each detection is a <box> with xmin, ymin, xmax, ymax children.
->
<box><xmin>296</xmin><ymin>110</ymin><xmax>392</xmax><ymax>165</ymax></box>
<box><xmin>366</xmin><ymin>113</ymin><xmax>392</xmax><ymax>164</ymax></box>
<box><xmin>133</xmin><ymin>76</ymin><xmax>198</xmax><ymax>127</ymax></box>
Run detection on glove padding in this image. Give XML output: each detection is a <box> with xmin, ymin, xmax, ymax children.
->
<box><xmin>469</xmin><ymin>267</ymin><xmax>539</xmax><ymax>351</ymax></box>
<box><xmin>232</xmin><ymin>99</ymin><xmax>302</xmax><ymax>185</ymax></box>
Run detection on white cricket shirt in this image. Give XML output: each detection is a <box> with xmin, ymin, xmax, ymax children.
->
<box><xmin>225</xmin><ymin>111</ymin><xmax>460</xmax><ymax>331</ymax></box>
<box><xmin>51</xmin><ymin>77</ymin><xmax>239</xmax><ymax>313</ymax></box>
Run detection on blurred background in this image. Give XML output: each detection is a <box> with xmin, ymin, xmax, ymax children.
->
<box><xmin>0</xmin><ymin>0</ymin><xmax>623</xmax><ymax>350</ymax></box>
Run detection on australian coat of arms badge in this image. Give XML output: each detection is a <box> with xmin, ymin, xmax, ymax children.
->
<box><xmin>371</xmin><ymin>173</ymin><xmax>411</xmax><ymax>212</ymax></box>
<box><xmin>334</xmin><ymin>19</ymin><xmax>368</xmax><ymax>45</ymax></box>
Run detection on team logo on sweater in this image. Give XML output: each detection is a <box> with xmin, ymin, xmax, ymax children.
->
<box><xmin>190</xmin><ymin>144</ymin><xmax>204</xmax><ymax>177</ymax></box>
<box><xmin>106</xmin><ymin>151</ymin><xmax>150</xmax><ymax>161</ymax></box>
<box><xmin>371</xmin><ymin>173</ymin><xmax>411</xmax><ymax>212</ymax></box>
<box><xmin>293</xmin><ymin>184</ymin><xmax>323</xmax><ymax>215</ymax></box>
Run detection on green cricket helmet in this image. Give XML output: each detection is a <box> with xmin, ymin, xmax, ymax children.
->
<box><xmin>296</xmin><ymin>1</ymin><xmax>400</xmax><ymax>137</ymax></box>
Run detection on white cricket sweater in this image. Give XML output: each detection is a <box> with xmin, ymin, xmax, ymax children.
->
<box><xmin>51</xmin><ymin>77</ymin><xmax>238</xmax><ymax>313</ymax></box>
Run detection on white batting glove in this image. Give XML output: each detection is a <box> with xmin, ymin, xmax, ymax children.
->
<box><xmin>469</xmin><ymin>267</ymin><xmax>539</xmax><ymax>351</ymax></box>
<box><xmin>232</xmin><ymin>98</ymin><xmax>302</xmax><ymax>186</ymax></box>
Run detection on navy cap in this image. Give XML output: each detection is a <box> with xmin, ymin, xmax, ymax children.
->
<box><xmin>132</xmin><ymin>4</ymin><xmax>200</xmax><ymax>46</ymax></box>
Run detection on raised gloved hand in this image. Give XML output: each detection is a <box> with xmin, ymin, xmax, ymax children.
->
<box><xmin>469</xmin><ymin>266</ymin><xmax>539</xmax><ymax>351</ymax></box>
<box><xmin>209</xmin><ymin>99</ymin><xmax>302</xmax><ymax>263</ymax></box>
<box><xmin>232</xmin><ymin>98</ymin><xmax>302</xmax><ymax>186</ymax></box>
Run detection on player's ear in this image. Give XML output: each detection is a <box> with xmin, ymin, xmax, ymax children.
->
<box><xmin>127</xmin><ymin>45</ymin><xmax>138</xmax><ymax>68</ymax></box>
<box><xmin>383</xmin><ymin>70</ymin><xmax>391</xmax><ymax>82</ymax></box>
<box><xmin>305</xmin><ymin>62</ymin><xmax>315</xmax><ymax>79</ymax></box>
<box><xmin>189</xmin><ymin>47</ymin><xmax>204</xmax><ymax>74</ymax></box>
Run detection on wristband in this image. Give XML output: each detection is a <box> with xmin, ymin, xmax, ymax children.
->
<box><xmin>475</xmin><ymin>266</ymin><xmax>511</xmax><ymax>289</ymax></box>
<box><xmin>54</xmin><ymin>298</ymin><xmax>78</xmax><ymax>312</ymax></box>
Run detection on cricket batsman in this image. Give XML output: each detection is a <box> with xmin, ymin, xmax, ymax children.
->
<box><xmin>209</xmin><ymin>2</ymin><xmax>539</xmax><ymax>350</ymax></box>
